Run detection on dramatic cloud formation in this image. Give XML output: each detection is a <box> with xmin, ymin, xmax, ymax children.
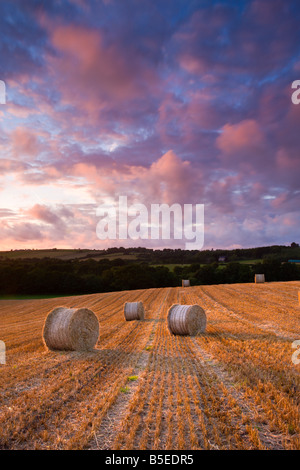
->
<box><xmin>0</xmin><ymin>0</ymin><xmax>299</xmax><ymax>250</ymax></box>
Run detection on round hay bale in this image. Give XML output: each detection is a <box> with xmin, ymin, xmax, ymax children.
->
<box><xmin>255</xmin><ymin>274</ymin><xmax>265</xmax><ymax>283</ymax></box>
<box><xmin>182</xmin><ymin>279</ymin><xmax>190</xmax><ymax>287</ymax></box>
<box><xmin>43</xmin><ymin>307</ymin><xmax>99</xmax><ymax>351</ymax></box>
<box><xmin>167</xmin><ymin>304</ymin><xmax>206</xmax><ymax>336</ymax></box>
<box><xmin>124</xmin><ymin>301</ymin><xmax>145</xmax><ymax>321</ymax></box>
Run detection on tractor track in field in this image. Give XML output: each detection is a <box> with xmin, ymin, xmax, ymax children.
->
<box><xmin>88</xmin><ymin>287</ymin><xmax>172</xmax><ymax>450</ymax></box>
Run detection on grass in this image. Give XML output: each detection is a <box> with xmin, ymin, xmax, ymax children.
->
<box><xmin>238</xmin><ymin>259</ymin><xmax>262</xmax><ymax>265</ymax></box>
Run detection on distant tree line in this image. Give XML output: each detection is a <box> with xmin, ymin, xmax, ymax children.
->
<box><xmin>0</xmin><ymin>258</ymin><xmax>177</xmax><ymax>296</ymax></box>
<box><xmin>94</xmin><ymin>243</ymin><xmax>300</xmax><ymax>265</ymax></box>
<box><xmin>0</xmin><ymin>255</ymin><xmax>299</xmax><ymax>296</ymax></box>
<box><xmin>175</xmin><ymin>259</ymin><xmax>300</xmax><ymax>286</ymax></box>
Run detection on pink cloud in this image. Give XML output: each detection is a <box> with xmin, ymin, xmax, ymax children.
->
<box><xmin>216</xmin><ymin>119</ymin><xmax>265</xmax><ymax>155</ymax></box>
<box><xmin>6</xmin><ymin>103</ymin><xmax>36</xmax><ymax>119</ymax></box>
<box><xmin>271</xmin><ymin>192</ymin><xmax>289</xmax><ymax>209</ymax></box>
<box><xmin>179</xmin><ymin>54</ymin><xmax>206</xmax><ymax>75</ymax></box>
<box><xmin>43</xmin><ymin>21</ymin><xmax>157</xmax><ymax>119</ymax></box>
<box><xmin>144</xmin><ymin>150</ymin><xmax>197</xmax><ymax>204</ymax></box>
<box><xmin>72</xmin><ymin>149</ymin><xmax>201</xmax><ymax>205</ymax></box>
<box><xmin>0</xmin><ymin>159</ymin><xmax>27</xmax><ymax>172</ymax></box>
<box><xmin>215</xmin><ymin>119</ymin><xmax>273</xmax><ymax>176</ymax></box>
<box><xmin>10</xmin><ymin>127</ymin><xmax>42</xmax><ymax>160</ymax></box>
<box><xmin>72</xmin><ymin>162</ymin><xmax>118</xmax><ymax>195</ymax></box>
<box><xmin>157</xmin><ymin>90</ymin><xmax>222</xmax><ymax>150</ymax></box>
<box><xmin>0</xmin><ymin>221</ymin><xmax>43</xmax><ymax>242</ymax></box>
<box><xmin>205</xmin><ymin>175</ymin><xmax>242</xmax><ymax>214</ymax></box>
<box><xmin>26</xmin><ymin>204</ymin><xmax>62</xmax><ymax>225</ymax></box>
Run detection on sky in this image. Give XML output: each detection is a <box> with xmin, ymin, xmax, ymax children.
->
<box><xmin>0</xmin><ymin>0</ymin><xmax>300</xmax><ymax>251</ymax></box>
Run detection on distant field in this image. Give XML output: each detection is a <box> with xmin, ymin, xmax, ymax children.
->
<box><xmin>86</xmin><ymin>253</ymin><xmax>138</xmax><ymax>262</ymax></box>
<box><xmin>151</xmin><ymin>263</ymin><xmax>191</xmax><ymax>271</ymax></box>
<box><xmin>154</xmin><ymin>260</ymin><xmax>263</xmax><ymax>272</ymax></box>
<box><xmin>0</xmin><ymin>249</ymin><xmax>94</xmax><ymax>260</ymax></box>
<box><xmin>238</xmin><ymin>259</ymin><xmax>262</xmax><ymax>265</ymax></box>
<box><xmin>0</xmin><ymin>249</ymin><xmax>138</xmax><ymax>262</ymax></box>
<box><xmin>0</xmin><ymin>281</ymin><xmax>299</xmax><ymax>450</ymax></box>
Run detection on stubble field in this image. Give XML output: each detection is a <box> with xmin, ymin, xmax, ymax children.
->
<box><xmin>0</xmin><ymin>281</ymin><xmax>299</xmax><ymax>450</ymax></box>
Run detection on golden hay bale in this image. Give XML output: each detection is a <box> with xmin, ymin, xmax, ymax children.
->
<box><xmin>43</xmin><ymin>307</ymin><xmax>99</xmax><ymax>352</ymax></box>
<box><xmin>255</xmin><ymin>274</ymin><xmax>265</xmax><ymax>283</ymax></box>
<box><xmin>124</xmin><ymin>301</ymin><xmax>145</xmax><ymax>321</ymax></box>
<box><xmin>167</xmin><ymin>304</ymin><xmax>206</xmax><ymax>336</ymax></box>
<box><xmin>182</xmin><ymin>279</ymin><xmax>190</xmax><ymax>287</ymax></box>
